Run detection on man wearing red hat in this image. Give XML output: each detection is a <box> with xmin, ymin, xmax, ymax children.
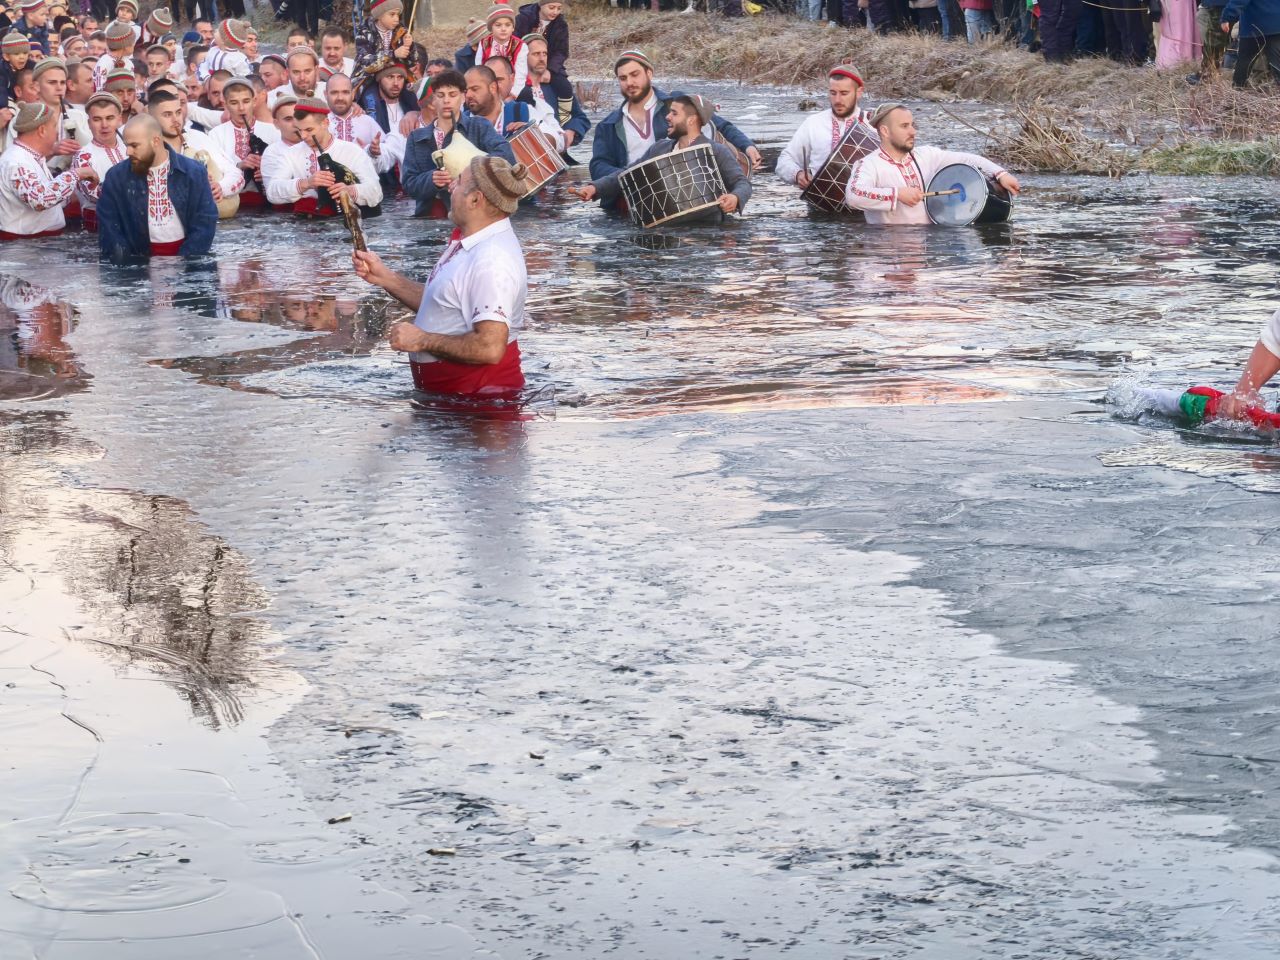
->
<box><xmin>259</xmin><ymin>94</ymin><xmax>301</xmax><ymax>208</ymax></box>
<box><xmin>264</xmin><ymin>96</ymin><xmax>382</xmax><ymax>217</ymax></box>
<box><xmin>777</xmin><ymin>64</ymin><xmax>875</xmax><ymax>192</ymax></box>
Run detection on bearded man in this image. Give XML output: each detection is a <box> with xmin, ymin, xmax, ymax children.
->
<box><xmin>95</xmin><ymin>113</ymin><xmax>217</xmax><ymax>260</ymax></box>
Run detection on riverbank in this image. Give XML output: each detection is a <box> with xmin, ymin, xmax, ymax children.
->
<box><xmin>416</xmin><ymin>8</ymin><xmax>1280</xmax><ymax>175</ymax></box>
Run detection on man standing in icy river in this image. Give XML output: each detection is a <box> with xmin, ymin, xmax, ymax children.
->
<box><xmin>353</xmin><ymin>154</ymin><xmax>528</xmax><ymax>397</ymax></box>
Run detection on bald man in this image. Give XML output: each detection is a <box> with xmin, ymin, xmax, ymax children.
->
<box><xmin>96</xmin><ymin>114</ymin><xmax>218</xmax><ymax>261</ymax></box>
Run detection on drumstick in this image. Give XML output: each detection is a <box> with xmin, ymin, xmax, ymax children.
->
<box><xmin>922</xmin><ymin>189</ymin><xmax>962</xmax><ymax>198</ymax></box>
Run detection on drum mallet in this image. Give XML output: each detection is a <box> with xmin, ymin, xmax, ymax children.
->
<box><xmin>922</xmin><ymin>188</ymin><xmax>962</xmax><ymax>198</ymax></box>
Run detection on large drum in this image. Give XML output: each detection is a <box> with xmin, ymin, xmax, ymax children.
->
<box><xmin>926</xmin><ymin>163</ymin><xmax>1013</xmax><ymax>226</ymax></box>
<box><xmin>507</xmin><ymin>125</ymin><xmax>566</xmax><ymax>198</ymax></box>
<box><xmin>801</xmin><ymin>122</ymin><xmax>880</xmax><ymax>214</ymax></box>
<box><xmin>618</xmin><ymin>143</ymin><xmax>727</xmax><ymax>229</ymax></box>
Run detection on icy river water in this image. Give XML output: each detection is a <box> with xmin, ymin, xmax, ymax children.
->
<box><xmin>2</xmin><ymin>82</ymin><xmax>1280</xmax><ymax>959</ymax></box>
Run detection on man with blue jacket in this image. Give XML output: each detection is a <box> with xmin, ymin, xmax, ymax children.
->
<box><xmin>400</xmin><ymin>68</ymin><xmax>514</xmax><ymax>218</ymax></box>
<box><xmin>1221</xmin><ymin>0</ymin><xmax>1280</xmax><ymax>86</ymax></box>
<box><xmin>97</xmin><ymin>114</ymin><xmax>217</xmax><ymax>261</ymax></box>
<box><xmin>588</xmin><ymin>49</ymin><xmax>760</xmax><ymax>213</ymax></box>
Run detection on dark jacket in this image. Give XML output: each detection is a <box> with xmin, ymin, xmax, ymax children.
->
<box><xmin>13</xmin><ymin>16</ymin><xmax>50</xmax><ymax>56</ymax></box>
<box><xmin>517</xmin><ymin>82</ymin><xmax>590</xmax><ymax>142</ymax></box>
<box><xmin>588</xmin><ymin>88</ymin><xmax>754</xmax><ymax>212</ymax></box>
<box><xmin>514</xmin><ymin>3</ymin><xmax>569</xmax><ymax>77</ymax></box>
<box><xmin>453</xmin><ymin>42</ymin><xmax>476</xmax><ymax>73</ymax></box>
<box><xmin>400</xmin><ymin>113</ymin><xmax>515</xmax><ymax>217</ymax></box>
<box><xmin>594</xmin><ymin>135</ymin><xmax>752</xmax><ymax>223</ymax></box>
<box><xmin>97</xmin><ymin>146</ymin><xmax>218</xmax><ymax>263</ymax></box>
<box><xmin>0</xmin><ymin>60</ymin><xmax>14</xmax><ymax>110</ymax></box>
<box><xmin>1222</xmin><ymin>0</ymin><xmax>1280</xmax><ymax>36</ymax></box>
<box><xmin>359</xmin><ymin>86</ymin><xmax>420</xmax><ymax>134</ymax></box>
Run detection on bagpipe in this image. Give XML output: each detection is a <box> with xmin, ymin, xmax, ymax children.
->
<box><xmin>316</xmin><ymin>152</ymin><xmax>376</xmax><ymax>251</ymax></box>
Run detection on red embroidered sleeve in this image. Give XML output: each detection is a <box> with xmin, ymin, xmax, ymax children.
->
<box><xmin>12</xmin><ymin>164</ymin><xmax>77</xmax><ymax>211</ymax></box>
<box><xmin>74</xmin><ymin>149</ymin><xmax>102</xmax><ymax>203</ymax></box>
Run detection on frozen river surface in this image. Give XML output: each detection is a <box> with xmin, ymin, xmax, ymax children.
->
<box><xmin>1</xmin><ymin>83</ymin><xmax>1279</xmax><ymax>959</ymax></box>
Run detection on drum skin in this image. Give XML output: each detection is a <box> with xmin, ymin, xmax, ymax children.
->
<box><xmin>618</xmin><ymin>144</ymin><xmax>727</xmax><ymax>229</ymax></box>
<box><xmin>926</xmin><ymin>163</ymin><xmax>1013</xmax><ymax>226</ymax></box>
<box><xmin>507</xmin><ymin>126</ymin><xmax>567</xmax><ymax>198</ymax></box>
<box><xmin>801</xmin><ymin>123</ymin><xmax>880</xmax><ymax>214</ymax></box>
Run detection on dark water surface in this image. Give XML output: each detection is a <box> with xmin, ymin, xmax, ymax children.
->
<box><xmin>2</xmin><ymin>83</ymin><xmax>1280</xmax><ymax>958</ymax></box>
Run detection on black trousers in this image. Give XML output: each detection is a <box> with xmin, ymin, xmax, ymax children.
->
<box><xmin>1101</xmin><ymin>5</ymin><xmax>1149</xmax><ymax>62</ymax></box>
<box><xmin>1040</xmin><ymin>0</ymin><xmax>1082</xmax><ymax>60</ymax></box>
<box><xmin>1234</xmin><ymin>30</ymin><xmax>1280</xmax><ymax>85</ymax></box>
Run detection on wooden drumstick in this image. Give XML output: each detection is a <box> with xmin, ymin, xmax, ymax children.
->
<box><xmin>922</xmin><ymin>189</ymin><xmax>962</xmax><ymax>198</ymax></box>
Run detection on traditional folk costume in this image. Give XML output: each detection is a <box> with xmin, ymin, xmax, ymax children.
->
<box><xmin>73</xmin><ymin>94</ymin><xmax>127</xmax><ymax>230</ymax></box>
<box><xmin>90</xmin><ymin>22</ymin><xmax>135</xmax><ymax>91</ymax></box>
<box><xmin>11</xmin><ymin>3</ymin><xmax>51</xmax><ymax>57</ymax></box>
<box><xmin>262</xmin><ymin>99</ymin><xmax>382</xmax><ymax>216</ymax></box>
<box><xmin>476</xmin><ymin>32</ymin><xmax>528</xmax><ymax>93</ymax></box>
<box><xmin>0</xmin><ymin>108</ymin><xmax>77</xmax><ymax>239</ymax></box>
<box><xmin>400</xmin><ymin>113</ymin><xmax>514</xmax><ymax>218</ymax></box>
<box><xmin>210</xmin><ymin>114</ymin><xmax>280</xmax><ymax>209</ymax></box>
<box><xmin>199</xmin><ymin>20</ymin><xmax>252</xmax><ymax>81</ymax></box>
<box><xmin>407</xmin><ymin>177</ymin><xmax>525</xmax><ymax>396</ymax></box>
<box><xmin>96</xmin><ymin>143</ymin><xmax>217</xmax><ymax>259</ymax></box>
<box><xmin>776</xmin><ymin>107</ymin><xmax>875</xmax><ymax>186</ymax></box>
<box><xmin>845</xmin><ymin>144</ymin><xmax>1007</xmax><ymax>225</ymax></box>
<box><xmin>517</xmin><ymin>69</ymin><xmax>590</xmax><ymax>149</ymax></box>
<box><xmin>328</xmin><ymin>109</ymin><xmax>382</xmax><ymax>149</ymax></box>
<box><xmin>354</xmin><ymin>0</ymin><xmax>423</xmax><ymax>80</ymax></box>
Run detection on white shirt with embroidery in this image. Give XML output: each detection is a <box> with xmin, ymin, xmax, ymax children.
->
<box><xmin>209</xmin><ymin>119</ymin><xmax>281</xmax><ymax>194</ymax></box>
<box><xmin>73</xmin><ymin>135</ymin><xmax>127</xmax><ymax>210</ymax></box>
<box><xmin>411</xmin><ymin>217</ymin><xmax>525</xmax><ymax>364</ymax></box>
<box><xmin>262</xmin><ymin>137</ymin><xmax>383</xmax><ymax>207</ymax></box>
<box><xmin>0</xmin><ymin>140</ymin><xmax>77</xmax><ymax>235</ymax></box>
<box><xmin>846</xmin><ymin>144</ymin><xmax>1005</xmax><ymax>225</ymax></box>
<box><xmin>775</xmin><ymin>107</ymin><xmax>875</xmax><ymax>185</ymax></box>
<box><xmin>146</xmin><ymin>158</ymin><xmax>186</xmax><ymax>242</ymax></box>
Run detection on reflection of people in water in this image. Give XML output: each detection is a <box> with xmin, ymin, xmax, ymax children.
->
<box><xmin>0</xmin><ymin>276</ymin><xmax>87</xmax><ymax>398</ymax></box>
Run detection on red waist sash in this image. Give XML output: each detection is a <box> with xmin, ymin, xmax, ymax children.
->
<box><xmin>410</xmin><ymin>340</ymin><xmax>524</xmax><ymax>396</ymax></box>
<box><xmin>150</xmin><ymin>239</ymin><xmax>184</xmax><ymax>256</ymax></box>
<box><xmin>82</xmin><ymin>208</ymin><xmax>98</xmax><ymax>232</ymax></box>
<box><xmin>293</xmin><ymin>196</ymin><xmax>339</xmax><ymax>217</ymax></box>
<box><xmin>239</xmin><ymin>189</ymin><xmax>268</xmax><ymax>209</ymax></box>
<box><xmin>64</xmin><ymin>196</ymin><xmax>81</xmax><ymax>219</ymax></box>
<box><xmin>0</xmin><ymin>228</ymin><xmax>64</xmax><ymax>240</ymax></box>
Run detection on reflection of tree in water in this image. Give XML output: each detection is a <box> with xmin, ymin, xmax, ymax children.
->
<box><xmin>64</xmin><ymin>490</ymin><xmax>271</xmax><ymax>730</ymax></box>
<box><xmin>0</xmin><ymin>276</ymin><xmax>91</xmax><ymax>400</ymax></box>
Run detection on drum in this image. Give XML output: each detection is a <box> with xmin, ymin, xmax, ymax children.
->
<box><xmin>801</xmin><ymin>122</ymin><xmax>880</xmax><ymax>214</ymax></box>
<box><xmin>507</xmin><ymin>125</ymin><xmax>567</xmax><ymax>198</ymax></box>
<box><xmin>618</xmin><ymin>143</ymin><xmax>727</xmax><ymax>229</ymax></box>
<box><xmin>926</xmin><ymin>163</ymin><xmax>1012</xmax><ymax>226</ymax></box>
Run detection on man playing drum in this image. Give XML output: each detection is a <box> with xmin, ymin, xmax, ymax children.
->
<box><xmin>352</xmin><ymin>155</ymin><xmax>529</xmax><ymax>398</ymax></box>
<box><xmin>576</xmin><ymin>93</ymin><xmax>751</xmax><ymax>222</ymax></box>
<box><xmin>588</xmin><ymin>50</ymin><xmax>759</xmax><ymax>214</ymax></box>
<box><xmin>846</xmin><ymin>103</ymin><xmax>1020</xmax><ymax>225</ymax></box>
<box><xmin>776</xmin><ymin>64</ymin><xmax>874</xmax><ymax>191</ymax></box>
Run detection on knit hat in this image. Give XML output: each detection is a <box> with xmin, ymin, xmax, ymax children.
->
<box><xmin>470</xmin><ymin>155</ymin><xmax>526</xmax><ymax>214</ymax></box>
<box><xmin>144</xmin><ymin>7</ymin><xmax>171</xmax><ymax>35</ymax></box>
<box><xmin>869</xmin><ymin>102</ymin><xmax>907</xmax><ymax>129</ymax></box>
<box><xmin>828</xmin><ymin>63</ymin><xmax>863</xmax><ymax>88</ymax></box>
<box><xmin>463</xmin><ymin>17</ymin><xmax>489</xmax><ymax>44</ymax></box>
<box><xmin>369</xmin><ymin>0</ymin><xmax>402</xmax><ymax>17</ymax></box>
<box><xmin>537</xmin><ymin>0</ymin><xmax>564</xmax><ymax>6</ymax></box>
<box><xmin>261</xmin><ymin>52</ymin><xmax>287</xmax><ymax>69</ymax></box>
<box><xmin>521</xmin><ymin>31</ymin><xmax>545</xmax><ymax>45</ymax></box>
<box><xmin>14</xmin><ymin>101</ymin><xmax>54</xmax><ymax>133</ymax></box>
<box><xmin>103</xmin><ymin>66</ymin><xmax>133</xmax><ymax>91</ymax></box>
<box><xmin>222</xmin><ymin>76</ymin><xmax>253</xmax><ymax>97</ymax></box>
<box><xmin>375</xmin><ymin>59</ymin><xmax>408</xmax><ymax>79</ymax></box>
<box><xmin>2</xmin><ymin>32</ymin><xmax>30</xmax><ymax>54</ymax></box>
<box><xmin>182</xmin><ymin>29</ymin><xmax>199</xmax><ymax>44</ymax></box>
<box><xmin>271</xmin><ymin>93</ymin><xmax>298</xmax><ymax>115</ymax></box>
<box><xmin>84</xmin><ymin>90</ymin><xmax>121</xmax><ymax>111</ymax></box>
<box><xmin>613</xmin><ymin>49</ymin><xmax>651</xmax><ymax>72</ymax></box>
<box><xmin>145</xmin><ymin>43</ymin><xmax>168</xmax><ymax>57</ymax></box>
<box><xmin>414</xmin><ymin>75</ymin><xmax>432</xmax><ymax>102</ymax></box>
<box><xmin>684</xmin><ymin>92</ymin><xmax>713</xmax><ymax>126</ymax></box>
<box><xmin>484</xmin><ymin>3</ymin><xmax>515</xmax><ymax>26</ymax></box>
<box><xmin>19</xmin><ymin>0</ymin><xmax>46</xmax><ymax>13</ymax></box>
<box><xmin>286</xmin><ymin>44</ymin><xmax>318</xmax><ymax>64</ymax></box>
<box><xmin>217</xmin><ymin>18</ymin><xmax>248</xmax><ymax>50</ymax></box>
<box><xmin>104</xmin><ymin>20</ymin><xmax>132</xmax><ymax>50</ymax></box>
<box><xmin>294</xmin><ymin>95</ymin><xmax>328</xmax><ymax>115</ymax></box>
<box><xmin>114</xmin><ymin>0</ymin><xmax>137</xmax><ymax>14</ymax></box>
<box><xmin>31</xmin><ymin>56</ymin><xmax>64</xmax><ymax>80</ymax></box>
